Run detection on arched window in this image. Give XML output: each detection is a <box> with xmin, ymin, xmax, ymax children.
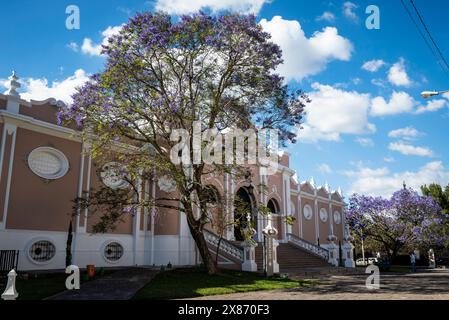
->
<box><xmin>267</xmin><ymin>198</ymin><xmax>280</xmax><ymax>215</ymax></box>
<box><xmin>203</xmin><ymin>186</ymin><xmax>220</xmax><ymax>206</ymax></box>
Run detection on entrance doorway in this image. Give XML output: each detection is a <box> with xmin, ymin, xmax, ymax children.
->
<box><xmin>234</xmin><ymin>187</ymin><xmax>257</xmax><ymax>241</ymax></box>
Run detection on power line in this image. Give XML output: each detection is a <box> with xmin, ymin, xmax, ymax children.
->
<box><xmin>409</xmin><ymin>0</ymin><xmax>449</xmax><ymax>73</ymax></box>
<box><xmin>400</xmin><ymin>0</ymin><xmax>449</xmax><ymax>78</ymax></box>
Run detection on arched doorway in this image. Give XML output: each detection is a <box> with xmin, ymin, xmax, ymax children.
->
<box><xmin>234</xmin><ymin>187</ymin><xmax>257</xmax><ymax>241</ymax></box>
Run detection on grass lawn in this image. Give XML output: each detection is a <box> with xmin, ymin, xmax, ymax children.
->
<box><xmin>134</xmin><ymin>268</ymin><xmax>314</xmax><ymax>300</ymax></box>
<box><xmin>0</xmin><ymin>268</ymin><xmax>115</xmax><ymax>300</ymax></box>
<box><xmin>0</xmin><ymin>273</ymin><xmax>67</xmax><ymax>300</ymax></box>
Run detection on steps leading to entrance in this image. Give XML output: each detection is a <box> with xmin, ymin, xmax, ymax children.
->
<box><xmin>255</xmin><ymin>243</ymin><xmax>331</xmax><ymax>272</ymax></box>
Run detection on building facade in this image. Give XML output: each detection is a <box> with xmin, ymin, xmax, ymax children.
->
<box><xmin>0</xmin><ymin>72</ymin><xmax>354</xmax><ymax>271</ymax></box>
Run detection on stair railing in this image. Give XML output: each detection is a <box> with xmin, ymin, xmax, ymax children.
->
<box><xmin>286</xmin><ymin>233</ymin><xmax>329</xmax><ymax>261</ymax></box>
<box><xmin>204</xmin><ymin>229</ymin><xmax>244</xmax><ymax>262</ymax></box>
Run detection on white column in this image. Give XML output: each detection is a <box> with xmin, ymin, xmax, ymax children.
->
<box><xmin>0</xmin><ymin>123</ymin><xmax>17</xmax><ymax>231</ymax></box>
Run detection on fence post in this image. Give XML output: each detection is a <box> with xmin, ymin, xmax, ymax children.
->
<box><xmin>2</xmin><ymin>269</ymin><xmax>19</xmax><ymax>300</ymax></box>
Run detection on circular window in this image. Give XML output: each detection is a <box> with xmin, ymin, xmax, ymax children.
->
<box><xmin>29</xmin><ymin>240</ymin><xmax>56</xmax><ymax>263</ymax></box>
<box><xmin>28</xmin><ymin>147</ymin><xmax>69</xmax><ymax>180</ymax></box>
<box><xmin>334</xmin><ymin>211</ymin><xmax>342</xmax><ymax>224</ymax></box>
<box><xmin>303</xmin><ymin>205</ymin><xmax>313</xmax><ymax>220</ymax></box>
<box><xmin>104</xmin><ymin>242</ymin><xmax>124</xmax><ymax>262</ymax></box>
<box><xmin>100</xmin><ymin>162</ymin><xmax>129</xmax><ymax>190</ymax></box>
<box><xmin>320</xmin><ymin>208</ymin><xmax>328</xmax><ymax>222</ymax></box>
<box><xmin>158</xmin><ymin>175</ymin><xmax>177</xmax><ymax>193</ymax></box>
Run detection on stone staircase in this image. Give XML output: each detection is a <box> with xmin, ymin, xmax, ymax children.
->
<box><xmin>255</xmin><ymin>243</ymin><xmax>331</xmax><ymax>272</ymax></box>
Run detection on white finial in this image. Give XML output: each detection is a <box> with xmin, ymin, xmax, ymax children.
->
<box><xmin>324</xmin><ymin>181</ymin><xmax>330</xmax><ymax>192</ymax></box>
<box><xmin>309</xmin><ymin>177</ymin><xmax>315</xmax><ymax>188</ymax></box>
<box><xmin>1</xmin><ymin>269</ymin><xmax>19</xmax><ymax>300</ymax></box>
<box><xmin>4</xmin><ymin>71</ymin><xmax>21</xmax><ymax>97</ymax></box>
<box><xmin>337</xmin><ymin>186</ymin><xmax>342</xmax><ymax>196</ymax></box>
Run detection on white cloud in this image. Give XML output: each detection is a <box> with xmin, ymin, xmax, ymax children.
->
<box><xmin>79</xmin><ymin>25</ymin><xmax>123</xmax><ymax>57</ymax></box>
<box><xmin>370</xmin><ymin>91</ymin><xmax>416</xmax><ymax>116</ymax></box>
<box><xmin>298</xmin><ymin>83</ymin><xmax>374</xmax><ymax>143</ymax></box>
<box><xmin>362</xmin><ymin>59</ymin><xmax>386</xmax><ymax>72</ymax></box>
<box><xmin>415</xmin><ymin>99</ymin><xmax>447</xmax><ymax>114</ymax></box>
<box><xmin>443</xmin><ymin>92</ymin><xmax>449</xmax><ymax>100</ymax></box>
<box><xmin>260</xmin><ymin>16</ymin><xmax>353</xmax><ymax>82</ymax></box>
<box><xmin>155</xmin><ymin>0</ymin><xmax>268</xmax><ymax>14</ymax></box>
<box><xmin>388</xmin><ymin>126</ymin><xmax>422</xmax><ymax>140</ymax></box>
<box><xmin>317</xmin><ymin>163</ymin><xmax>332</xmax><ymax>174</ymax></box>
<box><xmin>371</xmin><ymin>78</ymin><xmax>387</xmax><ymax>88</ymax></box>
<box><xmin>387</xmin><ymin>58</ymin><xmax>412</xmax><ymax>87</ymax></box>
<box><xmin>356</xmin><ymin>137</ymin><xmax>374</xmax><ymax>147</ymax></box>
<box><xmin>384</xmin><ymin>157</ymin><xmax>395</xmax><ymax>163</ymax></box>
<box><xmin>19</xmin><ymin>69</ymin><xmax>89</xmax><ymax>104</ymax></box>
<box><xmin>388</xmin><ymin>141</ymin><xmax>433</xmax><ymax>157</ymax></box>
<box><xmin>298</xmin><ymin>124</ymin><xmax>341</xmax><ymax>143</ymax></box>
<box><xmin>345</xmin><ymin>161</ymin><xmax>449</xmax><ymax>197</ymax></box>
<box><xmin>316</xmin><ymin>11</ymin><xmax>336</xmax><ymax>22</ymax></box>
<box><xmin>67</xmin><ymin>42</ymin><xmax>79</xmax><ymax>52</ymax></box>
<box><xmin>343</xmin><ymin>2</ymin><xmax>358</xmax><ymax>22</ymax></box>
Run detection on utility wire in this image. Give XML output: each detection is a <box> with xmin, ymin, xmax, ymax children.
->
<box><xmin>400</xmin><ymin>0</ymin><xmax>449</xmax><ymax>78</ymax></box>
<box><xmin>410</xmin><ymin>0</ymin><xmax>449</xmax><ymax>73</ymax></box>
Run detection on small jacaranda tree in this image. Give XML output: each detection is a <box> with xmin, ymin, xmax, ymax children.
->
<box><xmin>347</xmin><ymin>187</ymin><xmax>447</xmax><ymax>261</ymax></box>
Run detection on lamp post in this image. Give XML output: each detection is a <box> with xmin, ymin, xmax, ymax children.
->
<box><xmin>421</xmin><ymin>90</ymin><xmax>449</xmax><ymax>99</ymax></box>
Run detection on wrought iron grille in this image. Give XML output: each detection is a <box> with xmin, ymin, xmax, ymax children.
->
<box><xmin>29</xmin><ymin>241</ymin><xmax>56</xmax><ymax>262</ymax></box>
<box><xmin>104</xmin><ymin>242</ymin><xmax>124</xmax><ymax>261</ymax></box>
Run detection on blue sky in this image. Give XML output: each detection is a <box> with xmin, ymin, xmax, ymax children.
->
<box><xmin>1</xmin><ymin>0</ymin><xmax>449</xmax><ymax>197</ymax></box>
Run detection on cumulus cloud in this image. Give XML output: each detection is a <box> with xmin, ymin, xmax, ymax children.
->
<box><xmin>345</xmin><ymin>161</ymin><xmax>449</xmax><ymax>197</ymax></box>
<box><xmin>317</xmin><ymin>163</ymin><xmax>333</xmax><ymax>174</ymax></box>
<box><xmin>73</xmin><ymin>25</ymin><xmax>123</xmax><ymax>57</ymax></box>
<box><xmin>415</xmin><ymin>99</ymin><xmax>447</xmax><ymax>114</ymax></box>
<box><xmin>343</xmin><ymin>2</ymin><xmax>358</xmax><ymax>22</ymax></box>
<box><xmin>388</xmin><ymin>126</ymin><xmax>422</xmax><ymax>140</ymax></box>
<box><xmin>370</xmin><ymin>91</ymin><xmax>416</xmax><ymax>116</ymax></box>
<box><xmin>356</xmin><ymin>137</ymin><xmax>374</xmax><ymax>147</ymax></box>
<box><xmin>316</xmin><ymin>11</ymin><xmax>336</xmax><ymax>22</ymax></box>
<box><xmin>388</xmin><ymin>58</ymin><xmax>412</xmax><ymax>87</ymax></box>
<box><xmin>297</xmin><ymin>83</ymin><xmax>374</xmax><ymax>143</ymax></box>
<box><xmin>388</xmin><ymin>141</ymin><xmax>433</xmax><ymax>157</ymax></box>
<box><xmin>362</xmin><ymin>59</ymin><xmax>386</xmax><ymax>72</ymax></box>
<box><xmin>154</xmin><ymin>0</ymin><xmax>268</xmax><ymax>15</ymax></box>
<box><xmin>259</xmin><ymin>16</ymin><xmax>353</xmax><ymax>82</ymax></box>
<box><xmin>384</xmin><ymin>157</ymin><xmax>395</xmax><ymax>163</ymax></box>
<box><xmin>19</xmin><ymin>69</ymin><xmax>89</xmax><ymax>104</ymax></box>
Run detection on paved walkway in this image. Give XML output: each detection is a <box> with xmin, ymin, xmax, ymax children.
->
<box><xmin>47</xmin><ymin>268</ymin><xmax>158</xmax><ymax>300</ymax></box>
<box><xmin>190</xmin><ymin>269</ymin><xmax>449</xmax><ymax>300</ymax></box>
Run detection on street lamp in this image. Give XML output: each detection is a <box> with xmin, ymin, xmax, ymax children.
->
<box><xmin>421</xmin><ymin>90</ymin><xmax>449</xmax><ymax>99</ymax></box>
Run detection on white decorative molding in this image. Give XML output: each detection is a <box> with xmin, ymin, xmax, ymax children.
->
<box><xmin>204</xmin><ymin>229</ymin><xmax>243</xmax><ymax>262</ymax></box>
<box><xmin>101</xmin><ymin>162</ymin><xmax>129</xmax><ymax>190</ymax></box>
<box><xmin>333</xmin><ymin>211</ymin><xmax>342</xmax><ymax>225</ymax></box>
<box><xmin>158</xmin><ymin>175</ymin><xmax>176</xmax><ymax>193</ymax></box>
<box><xmin>27</xmin><ymin>147</ymin><xmax>69</xmax><ymax>180</ymax></box>
<box><xmin>303</xmin><ymin>204</ymin><xmax>313</xmax><ymax>220</ymax></box>
<box><xmin>287</xmin><ymin>233</ymin><xmax>329</xmax><ymax>261</ymax></box>
<box><xmin>320</xmin><ymin>208</ymin><xmax>328</xmax><ymax>223</ymax></box>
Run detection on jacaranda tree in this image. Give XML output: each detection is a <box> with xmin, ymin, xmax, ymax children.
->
<box><xmin>59</xmin><ymin>12</ymin><xmax>307</xmax><ymax>274</ymax></box>
<box><xmin>346</xmin><ymin>187</ymin><xmax>447</xmax><ymax>260</ymax></box>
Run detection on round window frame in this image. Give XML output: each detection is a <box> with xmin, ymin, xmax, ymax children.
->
<box><xmin>334</xmin><ymin>211</ymin><xmax>342</xmax><ymax>225</ymax></box>
<box><xmin>303</xmin><ymin>205</ymin><xmax>313</xmax><ymax>221</ymax></box>
<box><xmin>26</xmin><ymin>238</ymin><xmax>57</xmax><ymax>265</ymax></box>
<box><xmin>101</xmin><ymin>240</ymin><xmax>125</xmax><ymax>264</ymax></box>
<box><xmin>320</xmin><ymin>208</ymin><xmax>328</xmax><ymax>222</ymax></box>
<box><xmin>27</xmin><ymin>147</ymin><xmax>69</xmax><ymax>180</ymax></box>
<box><xmin>100</xmin><ymin>162</ymin><xmax>129</xmax><ymax>190</ymax></box>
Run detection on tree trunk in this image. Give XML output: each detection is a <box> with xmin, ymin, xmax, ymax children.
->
<box><xmin>183</xmin><ymin>204</ymin><xmax>218</xmax><ymax>275</ymax></box>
